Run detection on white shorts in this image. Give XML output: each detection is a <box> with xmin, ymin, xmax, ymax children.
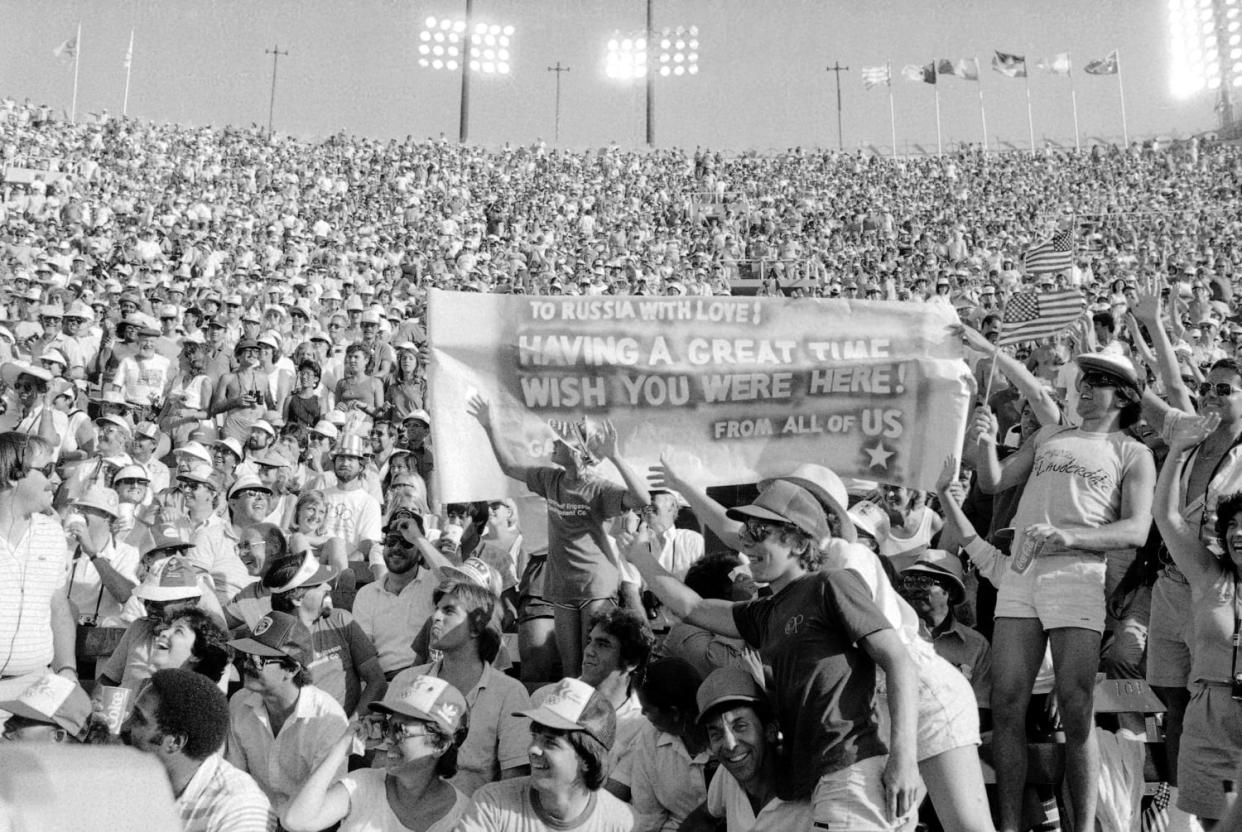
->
<box><xmin>877</xmin><ymin>648</ymin><xmax>981</xmax><ymax>762</ymax></box>
<box><xmin>811</xmin><ymin>755</ymin><xmax>923</xmax><ymax>832</ymax></box>
<box><xmin>995</xmin><ymin>554</ymin><xmax>1107</xmax><ymax>633</ymax></box>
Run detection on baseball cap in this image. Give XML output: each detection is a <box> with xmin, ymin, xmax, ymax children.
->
<box><xmin>309</xmin><ymin>420</ymin><xmax>339</xmax><ymax>440</ymax></box>
<box><xmin>370</xmin><ymin>675</ymin><xmax>468</xmax><ymax>736</ymax></box>
<box><xmin>251</xmin><ymin>449</ymin><xmax>291</xmax><ymax>468</ymax></box>
<box><xmin>133</xmin><ymin>554</ymin><xmax>202</xmax><ymax>601</ymax></box>
<box><xmin>848</xmin><ymin>499</ymin><xmax>892</xmax><ymax>542</ymax></box>
<box><xmin>0</xmin><ymin>673</ymin><xmax>91</xmax><ymax>736</ymax></box>
<box><xmin>269</xmin><ymin>550</ymin><xmax>339</xmax><ymax>593</ymax></box>
<box><xmin>250</xmin><ymin>420</ymin><xmax>276</xmax><ymax>439</ymax></box>
<box><xmin>725</xmin><ymin>479</ymin><xmax>831</xmax><ymax>542</ymax></box>
<box><xmin>212</xmin><ymin>437</ymin><xmax>244</xmax><ymax>460</ymax></box>
<box><xmin>133</xmin><ymin>421</ymin><xmax>161</xmax><ymax>441</ymax></box>
<box><xmin>228</xmin><ymin>611</ymin><xmax>313</xmax><ymax>666</ymax></box>
<box><xmin>695</xmin><ymin>667</ymin><xmax>768</xmax><ymax>724</ymax></box>
<box><xmin>759</xmin><ymin>463</ymin><xmax>852</xmax><ymax>542</ymax></box>
<box><xmin>901</xmin><ymin>549</ymin><xmax>967</xmax><ymax>604</ymax></box>
<box><xmin>74</xmin><ymin>486</ymin><xmax>121</xmax><ymax>519</ymax></box>
<box><xmin>515</xmin><ymin>678</ymin><xmax>616</xmax><ymax>748</ymax></box>
<box><xmin>439</xmin><ymin>557</ymin><xmax>500</xmax><ymax>595</ymax></box>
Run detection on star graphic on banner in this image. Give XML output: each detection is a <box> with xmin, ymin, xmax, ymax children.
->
<box><xmin>864</xmin><ymin>442</ymin><xmax>894</xmax><ymax>470</ymax></box>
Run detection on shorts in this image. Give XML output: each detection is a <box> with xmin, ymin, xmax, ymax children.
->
<box><xmin>516</xmin><ymin>555</ymin><xmax>554</xmax><ymax>623</ymax></box>
<box><xmin>877</xmin><ymin>649</ymin><xmax>981</xmax><ymax>762</ymax></box>
<box><xmin>1146</xmin><ymin>572</ymin><xmax>1193</xmax><ymax>688</ymax></box>
<box><xmin>1177</xmin><ymin>682</ymin><xmax>1242</xmax><ymax>820</ymax></box>
<box><xmin>995</xmin><ymin>554</ymin><xmax>1107</xmax><ymax>633</ymax></box>
<box><xmin>811</xmin><ymin>755</ymin><xmax>922</xmax><ymax>831</ymax></box>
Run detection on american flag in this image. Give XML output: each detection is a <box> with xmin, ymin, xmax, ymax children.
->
<box><xmin>998</xmin><ymin>289</ymin><xmax>1085</xmax><ymax>346</ymax></box>
<box><xmin>861</xmin><ymin>65</ymin><xmax>890</xmax><ymax>89</ymax></box>
<box><xmin>1024</xmin><ymin>231</ymin><xmax>1074</xmax><ymax>274</ymax></box>
<box><xmin>1141</xmin><ymin>782</ymin><xmax>1170</xmax><ymax>832</ymax></box>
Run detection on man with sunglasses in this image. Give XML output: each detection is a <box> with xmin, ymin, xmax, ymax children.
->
<box><xmin>353</xmin><ymin>510</ymin><xmax>439</xmax><ymax>679</ymax></box>
<box><xmin>225</xmin><ymin>611</ymin><xmax>351</xmax><ymax>816</ymax></box>
<box><xmin>973</xmin><ymin>351</ymin><xmax>1155</xmax><ymax>832</ymax></box>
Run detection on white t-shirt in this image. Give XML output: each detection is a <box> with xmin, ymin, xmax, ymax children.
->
<box><xmin>321</xmin><ymin>486</ymin><xmax>382</xmax><ymax>561</ymax></box>
<box><xmin>338</xmin><ymin>769</ymin><xmax>469</xmax><ymax>832</ymax></box>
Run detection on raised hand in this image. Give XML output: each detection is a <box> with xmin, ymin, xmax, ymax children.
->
<box><xmin>935</xmin><ymin>455</ymin><xmax>960</xmax><ymax>494</ymax></box>
<box><xmin>1164</xmin><ymin>411</ymin><xmax>1220</xmax><ymax>449</ymax></box>
<box><xmin>648</xmin><ymin>450</ymin><xmax>690</xmax><ymax>493</ymax></box>
<box><xmin>466</xmin><ymin>392</ymin><xmax>491</xmax><ymax>426</ymax></box>
<box><xmin>586</xmin><ymin>418</ymin><xmax>620</xmax><ymax>458</ymax></box>
<box><xmin>1130</xmin><ymin>274</ymin><xmax>1163</xmax><ymax>323</ymax></box>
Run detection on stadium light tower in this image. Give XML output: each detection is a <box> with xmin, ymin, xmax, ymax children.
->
<box><xmin>418</xmin><ymin>6</ymin><xmax>515</xmax><ymax>142</ymax></box>
<box><xmin>1168</xmin><ymin>0</ymin><xmax>1242</xmax><ymax>127</ymax></box>
<box><xmin>605</xmin><ymin>4</ymin><xmax>698</xmax><ymax>146</ymax></box>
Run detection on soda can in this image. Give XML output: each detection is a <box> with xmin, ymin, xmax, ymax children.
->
<box><xmin>1012</xmin><ymin>532</ymin><xmax>1044</xmax><ymax>574</ymax></box>
<box><xmin>93</xmin><ymin>685</ymin><xmax>132</xmax><ymax>735</ymax></box>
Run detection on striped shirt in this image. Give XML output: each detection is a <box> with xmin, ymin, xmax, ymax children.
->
<box><xmin>177</xmin><ymin>753</ymin><xmax>275</xmax><ymax>832</ymax></box>
<box><xmin>0</xmin><ymin>513</ymin><xmax>70</xmax><ymax>678</ymax></box>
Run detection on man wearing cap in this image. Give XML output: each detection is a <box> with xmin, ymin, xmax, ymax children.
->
<box><xmin>400</xmin><ymin>409</ymin><xmax>436</xmax><ymax>504</ymax></box>
<box><xmin>456</xmin><ymin>677</ymin><xmax>633</xmax><ymax>832</ymax></box>
<box><xmin>358</xmin><ymin>309</ymin><xmax>396</xmax><ymax>378</ymax></box>
<box><xmin>680</xmin><ymin>667</ymin><xmax>812</xmax><ymax>832</ymax></box>
<box><xmin>251</xmin><ymin>449</ymin><xmax>296</xmax><ymax>525</ymax></box>
<box><xmin>65</xmin><ymin>485</ymin><xmax>140</xmax><ymax>629</ymax></box>
<box><xmin>180</xmin><ymin>463</ymin><xmax>254</xmax><ymax>607</ymax></box>
<box><xmin>319</xmin><ymin>434</ymin><xmax>384</xmax><ymax>578</ymax></box>
<box><xmin>225</xmin><ymin>612</ymin><xmax>352</xmax><ymax>815</ymax></box>
<box><xmin>0</xmin><ymin>671</ymin><xmax>91</xmax><ymax>743</ymax></box>
<box><xmin>121</xmin><ymin>667</ymin><xmax>276</xmax><ymax>832</ymax></box>
<box><xmin>973</xmin><ymin>350</ymin><xmax>1155</xmax><ymax>832</ymax></box>
<box><xmin>629</xmin><ymin>488</ymin><xmax>704</xmax><ymax>636</ymax></box>
<box><xmin>112</xmin><ymin>320</ymin><xmax>173</xmax><ymax>416</ymax></box>
<box><xmin>898</xmin><ymin>554</ymin><xmax>992</xmax><ymax>707</ymax></box>
<box><xmin>130</xmin><ymin>421</ymin><xmax>171</xmax><ymax>494</ymax></box>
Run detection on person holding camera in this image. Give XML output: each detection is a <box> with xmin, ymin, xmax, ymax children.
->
<box><xmin>1153</xmin><ymin>411</ymin><xmax>1242</xmax><ymax>828</ymax></box>
<box><xmin>210</xmin><ymin>338</ymin><xmax>273</xmax><ymax>444</ymax></box>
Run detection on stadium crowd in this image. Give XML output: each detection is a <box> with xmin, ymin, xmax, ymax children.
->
<box><xmin>1</xmin><ymin>98</ymin><xmax>1242</xmax><ymax>832</ymax></box>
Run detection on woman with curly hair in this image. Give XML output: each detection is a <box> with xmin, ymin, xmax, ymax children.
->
<box><xmin>149</xmin><ymin>607</ymin><xmax>232</xmax><ymax>684</ymax></box>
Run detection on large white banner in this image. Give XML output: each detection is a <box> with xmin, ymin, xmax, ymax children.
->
<box><xmin>428</xmin><ymin>290</ymin><xmax>972</xmax><ymax>502</ymax></box>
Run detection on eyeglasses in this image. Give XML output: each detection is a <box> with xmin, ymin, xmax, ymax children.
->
<box><xmin>244</xmin><ymin>653</ymin><xmax>284</xmax><ymax>670</ymax></box>
<box><xmin>14</xmin><ymin>382</ymin><xmax>43</xmax><ymax>393</ymax></box>
<box><xmin>383</xmin><ymin>719</ymin><xmax>435</xmax><ymax>743</ymax></box>
<box><xmin>1077</xmin><ymin>372</ymin><xmax>1118</xmax><ymax>391</ymax></box>
<box><xmin>29</xmin><ymin>461</ymin><xmax>56</xmax><ymax>478</ymax></box>
<box><xmin>1198</xmin><ymin>382</ymin><xmax>1242</xmax><ymax>398</ymax></box>
<box><xmin>899</xmin><ymin>575</ymin><xmax>939</xmax><ymax>591</ymax></box>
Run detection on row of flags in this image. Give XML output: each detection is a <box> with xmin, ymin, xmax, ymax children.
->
<box><xmin>862</xmin><ymin>49</ymin><xmax>1120</xmax><ymax>89</ymax></box>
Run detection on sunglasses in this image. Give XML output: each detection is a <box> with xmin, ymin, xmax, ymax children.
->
<box><xmin>741</xmin><ymin>518</ymin><xmax>788</xmax><ymax>542</ymax></box>
<box><xmin>14</xmin><ymin>382</ymin><xmax>44</xmax><ymax>393</ymax></box>
<box><xmin>1077</xmin><ymin>371</ymin><xmax>1119</xmax><ymax>391</ymax></box>
<box><xmin>114</xmin><ymin>478</ymin><xmax>147</xmax><ymax>487</ymax></box>
<box><xmin>1198</xmin><ymin>382</ymin><xmax>1241</xmax><ymax>398</ymax></box>
<box><xmin>899</xmin><ymin>575</ymin><xmax>939</xmax><ymax>591</ymax></box>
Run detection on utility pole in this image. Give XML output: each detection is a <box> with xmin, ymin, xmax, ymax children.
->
<box><xmin>459</xmin><ymin>0</ymin><xmax>474</xmax><ymax>142</ymax></box>
<box><xmin>547</xmin><ymin>62</ymin><xmax>570</xmax><ymax>143</ymax></box>
<box><xmin>265</xmin><ymin>44</ymin><xmax>289</xmax><ymax>134</ymax></box>
<box><xmin>645</xmin><ymin>0</ymin><xmax>655</xmax><ymax>146</ymax></box>
<box><xmin>826</xmin><ymin>61</ymin><xmax>850</xmax><ymax>150</ymax></box>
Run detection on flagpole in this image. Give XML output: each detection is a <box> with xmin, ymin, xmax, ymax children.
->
<box><xmin>887</xmin><ymin>61</ymin><xmax>897</xmax><ymax>159</ymax></box>
<box><xmin>976</xmin><ymin>56</ymin><xmax>989</xmax><ymax>153</ymax></box>
<box><xmin>933</xmin><ymin>60</ymin><xmax>942</xmax><ymax>157</ymax></box>
<box><xmin>1024</xmin><ymin>55</ymin><xmax>1035</xmax><ymax>155</ymax></box>
<box><xmin>123</xmin><ymin>30</ymin><xmax>134</xmax><ymax>117</ymax></box>
<box><xmin>1116</xmin><ymin>50</ymin><xmax>1129</xmax><ymax>147</ymax></box>
<box><xmin>1067</xmin><ymin>52</ymin><xmax>1080</xmax><ymax>152</ymax></box>
<box><xmin>70</xmin><ymin>22</ymin><xmax>81</xmax><ymax>124</ymax></box>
